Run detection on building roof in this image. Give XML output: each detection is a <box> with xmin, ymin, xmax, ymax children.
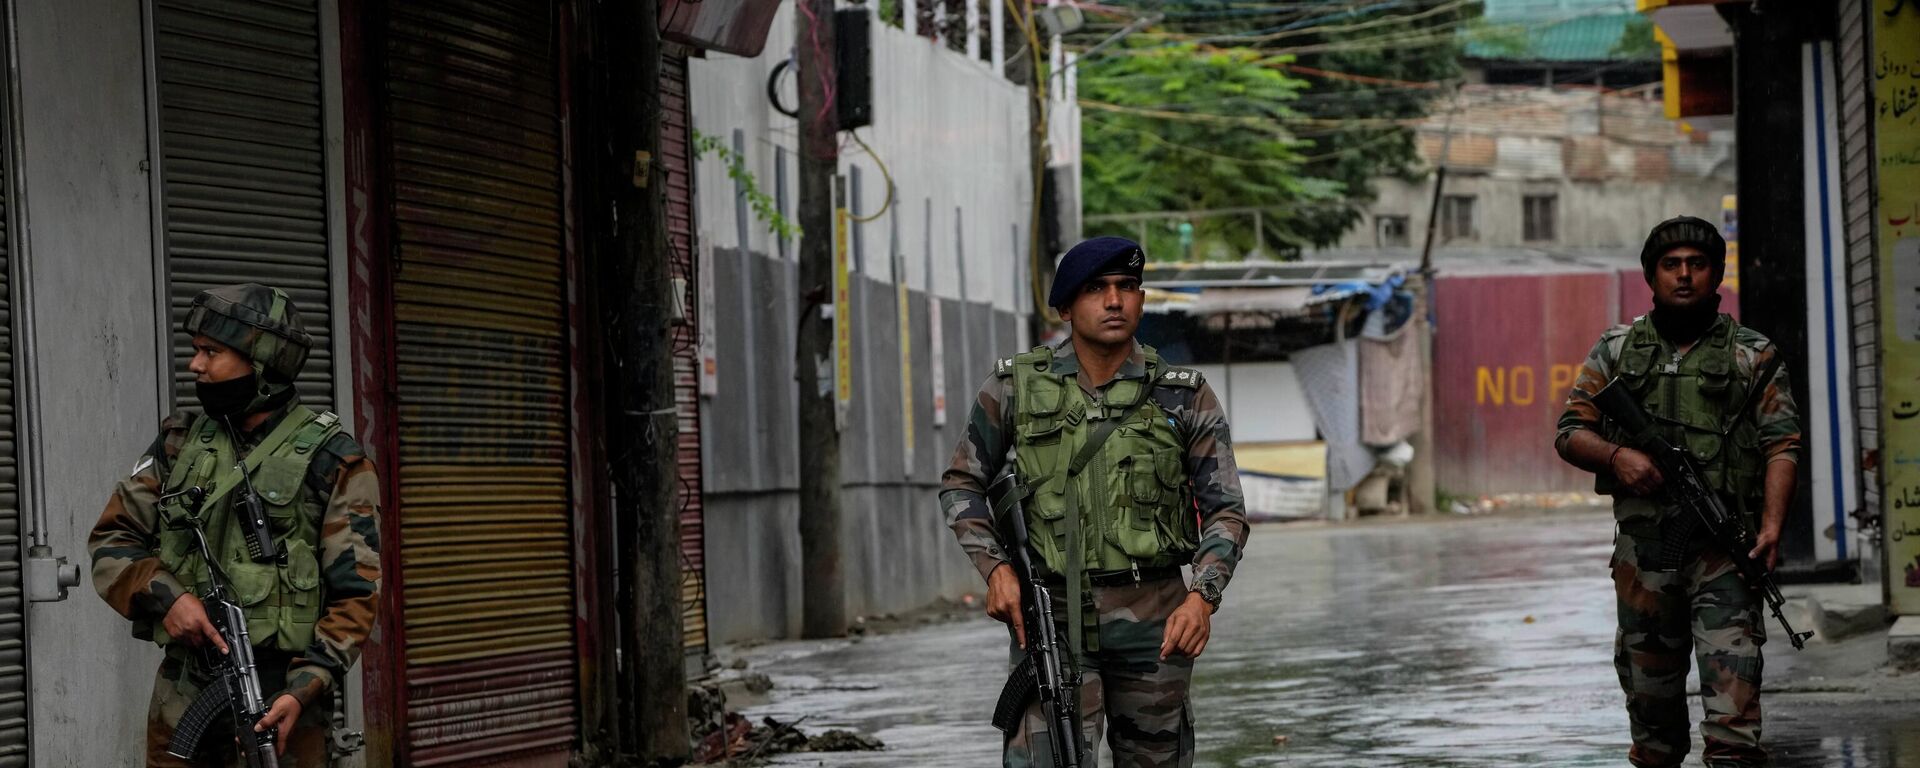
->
<box><xmin>1302</xmin><ymin>246</ymin><xmax>1643</xmax><ymax>275</ymax></box>
<box><xmin>1465</xmin><ymin>11</ymin><xmax>1654</xmax><ymax>63</ymax></box>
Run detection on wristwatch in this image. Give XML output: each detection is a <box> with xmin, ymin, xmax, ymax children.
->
<box><xmin>1192</xmin><ymin>571</ymin><xmax>1224</xmax><ymax>608</ymax></box>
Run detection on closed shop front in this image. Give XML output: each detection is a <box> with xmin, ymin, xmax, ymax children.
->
<box><xmin>661</xmin><ymin>49</ymin><xmax>709</xmax><ymax>666</ymax></box>
<box><xmin>0</xmin><ymin>23</ymin><xmax>25</xmax><ymax>765</ymax></box>
<box><xmin>152</xmin><ymin>0</ymin><xmax>336</xmax><ymax>410</ymax></box>
<box><xmin>380</xmin><ymin>1</ymin><xmax>580</xmax><ymax>764</ymax></box>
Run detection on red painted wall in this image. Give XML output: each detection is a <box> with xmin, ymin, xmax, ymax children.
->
<box><xmin>1432</xmin><ymin>271</ymin><xmax>1621</xmax><ymax>496</ymax></box>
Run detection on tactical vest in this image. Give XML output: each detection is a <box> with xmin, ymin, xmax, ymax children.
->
<box><xmin>1006</xmin><ymin>345</ymin><xmax>1200</xmax><ymax>579</ymax></box>
<box><xmin>147</xmin><ymin>405</ymin><xmax>342</xmax><ymax>652</ymax></box>
<box><xmin>1597</xmin><ymin>316</ymin><xmax>1766</xmax><ymax>504</ymax></box>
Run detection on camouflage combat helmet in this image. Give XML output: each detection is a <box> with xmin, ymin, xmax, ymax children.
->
<box><xmin>184</xmin><ymin>284</ymin><xmax>311</xmax><ymax>415</ymax></box>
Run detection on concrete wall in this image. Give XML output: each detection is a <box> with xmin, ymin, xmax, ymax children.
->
<box><xmin>12</xmin><ymin>3</ymin><xmax>366</xmax><ymax>764</ymax></box>
<box><xmin>699</xmin><ymin>248</ymin><xmax>1022</xmax><ymax>642</ymax></box>
<box><xmin>14</xmin><ymin>1</ymin><xmax>165</xmax><ymax>764</ymax></box>
<box><xmin>689</xmin><ymin>3</ymin><xmax>1040</xmax><ymax>644</ymax></box>
<box><xmin>1341</xmin><ymin>175</ymin><xmax>1735</xmax><ymax>250</ymax></box>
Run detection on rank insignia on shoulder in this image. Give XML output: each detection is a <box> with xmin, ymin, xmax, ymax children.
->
<box><xmin>1159</xmin><ymin>368</ymin><xmax>1201</xmax><ymax>387</ymax></box>
<box><xmin>130</xmin><ymin>455</ymin><xmax>154</xmax><ymax>477</ymax></box>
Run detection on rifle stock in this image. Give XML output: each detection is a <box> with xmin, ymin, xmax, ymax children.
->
<box><xmin>1588</xmin><ymin>379</ymin><xmax>1813</xmax><ymax>650</ymax></box>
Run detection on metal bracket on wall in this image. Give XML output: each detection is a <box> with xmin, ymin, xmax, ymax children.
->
<box><xmin>24</xmin><ymin>545</ymin><xmax>80</xmax><ymax>602</ymax></box>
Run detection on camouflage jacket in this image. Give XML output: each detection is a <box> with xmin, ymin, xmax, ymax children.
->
<box><xmin>941</xmin><ymin>338</ymin><xmax>1249</xmax><ymax>599</ymax></box>
<box><xmin>90</xmin><ymin>399</ymin><xmax>383</xmax><ymax>708</ymax></box>
<box><xmin>1556</xmin><ymin>314</ymin><xmax>1801</xmax><ymax>521</ymax></box>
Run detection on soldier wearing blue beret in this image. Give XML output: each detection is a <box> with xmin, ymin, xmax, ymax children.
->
<box><xmin>942</xmin><ymin>236</ymin><xmax>1250</xmax><ymax>766</ymax></box>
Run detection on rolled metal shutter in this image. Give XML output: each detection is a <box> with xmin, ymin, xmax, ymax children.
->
<box><xmin>384</xmin><ymin>1</ymin><xmax>578</xmax><ymax>764</ymax></box>
<box><xmin>0</xmin><ymin>39</ymin><xmax>27</xmax><ymax>766</ymax></box>
<box><xmin>1837</xmin><ymin>0</ymin><xmax>1878</xmax><ymax>520</ymax></box>
<box><xmin>155</xmin><ymin>0</ymin><xmax>334</xmax><ymax>412</ymax></box>
<box><xmin>661</xmin><ymin>51</ymin><xmax>708</xmax><ymax>665</ymax></box>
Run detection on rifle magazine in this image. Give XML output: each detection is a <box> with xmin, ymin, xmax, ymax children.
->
<box><xmin>166</xmin><ymin>683</ymin><xmax>234</xmax><ymax>759</ymax></box>
<box><xmin>993</xmin><ymin>655</ymin><xmax>1039</xmax><ymax>733</ymax></box>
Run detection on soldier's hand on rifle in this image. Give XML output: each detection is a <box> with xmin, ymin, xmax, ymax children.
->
<box><xmin>255</xmin><ymin>694</ymin><xmax>300</xmax><ymax>755</ymax></box>
<box><xmin>987</xmin><ymin>563</ymin><xmax>1026</xmax><ymax>649</ymax></box>
<box><xmin>1160</xmin><ymin>592</ymin><xmax>1213</xmax><ymax>661</ymax></box>
<box><xmin>1749</xmin><ymin>526</ymin><xmax>1783</xmax><ymax>571</ymax></box>
<box><xmin>1611</xmin><ymin>447</ymin><xmax>1665</xmax><ymax>496</ymax></box>
<box><xmin>163</xmin><ymin>594</ymin><xmax>229</xmax><ymax>654</ymax></box>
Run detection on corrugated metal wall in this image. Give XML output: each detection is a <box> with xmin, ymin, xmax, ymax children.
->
<box><xmin>700</xmin><ymin>245</ymin><xmax>1016</xmax><ymax>642</ymax></box>
<box><xmin>0</xmin><ymin>38</ymin><xmax>24</xmax><ymax>765</ymax></box>
<box><xmin>383</xmin><ymin>1</ymin><xmax>578</xmax><ymax>764</ymax></box>
<box><xmin>1836</xmin><ymin>0</ymin><xmax>1879</xmax><ymax>523</ymax></box>
<box><xmin>154</xmin><ymin>0</ymin><xmax>334</xmax><ymax>412</ymax></box>
<box><xmin>660</xmin><ymin>51</ymin><xmax>707</xmax><ymax>663</ymax></box>
<box><xmin>1433</xmin><ymin>271</ymin><xmax>1619</xmax><ymax>496</ymax></box>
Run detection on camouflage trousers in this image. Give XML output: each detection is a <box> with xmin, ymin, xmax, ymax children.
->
<box><xmin>1005</xmin><ymin>576</ymin><xmax>1194</xmax><ymax>768</ymax></box>
<box><xmin>145</xmin><ymin>648</ymin><xmax>331</xmax><ymax>768</ymax></box>
<box><xmin>1611</xmin><ymin>532</ymin><xmax>1766</xmax><ymax>768</ymax></box>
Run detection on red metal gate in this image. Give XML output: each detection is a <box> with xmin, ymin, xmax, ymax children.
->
<box><xmin>378</xmin><ymin>1</ymin><xmax>581</xmax><ymax>764</ymax></box>
<box><xmin>661</xmin><ymin>50</ymin><xmax>709</xmax><ymax>664</ymax></box>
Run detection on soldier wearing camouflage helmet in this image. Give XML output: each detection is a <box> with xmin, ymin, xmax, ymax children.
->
<box><xmin>942</xmin><ymin>236</ymin><xmax>1250</xmax><ymax>767</ymax></box>
<box><xmin>89</xmin><ymin>283</ymin><xmax>383</xmax><ymax>766</ymax></box>
<box><xmin>1556</xmin><ymin>217</ymin><xmax>1801</xmax><ymax>767</ymax></box>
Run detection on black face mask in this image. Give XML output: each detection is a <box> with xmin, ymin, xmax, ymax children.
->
<box><xmin>195</xmin><ymin>375</ymin><xmax>260</xmax><ymax>418</ymax></box>
<box><xmin>1650</xmin><ymin>292</ymin><xmax>1722</xmax><ymax>345</ymax></box>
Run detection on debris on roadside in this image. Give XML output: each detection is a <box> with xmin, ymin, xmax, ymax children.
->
<box><xmin>691</xmin><ymin>714</ymin><xmax>885</xmax><ymax>765</ymax></box>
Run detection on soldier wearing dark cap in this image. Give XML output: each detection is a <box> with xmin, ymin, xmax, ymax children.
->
<box><xmin>942</xmin><ymin>236</ymin><xmax>1249</xmax><ymax>767</ymax></box>
<box><xmin>1555</xmin><ymin>217</ymin><xmax>1801</xmax><ymax>767</ymax></box>
<box><xmin>89</xmin><ymin>284</ymin><xmax>383</xmax><ymax>766</ymax></box>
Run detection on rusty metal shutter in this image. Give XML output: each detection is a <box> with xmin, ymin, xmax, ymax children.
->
<box><xmin>0</xmin><ymin>37</ymin><xmax>26</xmax><ymax>767</ymax></box>
<box><xmin>384</xmin><ymin>1</ymin><xmax>578</xmax><ymax>764</ymax></box>
<box><xmin>661</xmin><ymin>51</ymin><xmax>708</xmax><ymax>665</ymax></box>
<box><xmin>154</xmin><ymin>0</ymin><xmax>334</xmax><ymax>413</ymax></box>
<box><xmin>1836</xmin><ymin>0</ymin><xmax>1878</xmax><ymax>521</ymax></box>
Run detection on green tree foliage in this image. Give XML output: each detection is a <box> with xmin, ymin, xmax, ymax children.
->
<box><xmin>1074</xmin><ymin>1</ymin><xmax>1480</xmax><ymax>257</ymax></box>
<box><xmin>1079</xmin><ymin>43</ymin><xmax>1339</xmax><ymax>261</ymax></box>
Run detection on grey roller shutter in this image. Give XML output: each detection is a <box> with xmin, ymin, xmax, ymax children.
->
<box><xmin>155</xmin><ymin>0</ymin><xmax>334</xmax><ymax>413</ymax></box>
<box><xmin>1836</xmin><ymin>0</ymin><xmax>1878</xmax><ymax>519</ymax></box>
<box><xmin>0</xmin><ymin>20</ymin><xmax>25</xmax><ymax>766</ymax></box>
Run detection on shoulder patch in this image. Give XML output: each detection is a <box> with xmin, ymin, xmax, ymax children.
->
<box><xmin>1157</xmin><ymin>367</ymin><xmax>1204</xmax><ymax>389</ymax></box>
<box><xmin>129</xmin><ymin>455</ymin><xmax>155</xmax><ymax>478</ymax></box>
<box><xmin>995</xmin><ymin>356</ymin><xmax>1017</xmax><ymax>377</ymax></box>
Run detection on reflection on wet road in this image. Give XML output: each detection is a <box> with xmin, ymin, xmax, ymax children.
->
<box><xmin>736</xmin><ymin>512</ymin><xmax>1918</xmax><ymax>766</ymax></box>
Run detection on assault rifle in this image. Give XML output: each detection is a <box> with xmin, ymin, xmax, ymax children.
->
<box><xmin>988</xmin><ymin>472</ymin><xmax>1085</xmax><ymax>768</ymax></box>
<box><xmin>1589</xmin><ymin>378</ymin><xmax>1814</xmax><ymax>650</ymax></box>
<box><xmin>165</xmin><ymin>485</ymin><xmax>283</xmax><ymax>768</ymax></box>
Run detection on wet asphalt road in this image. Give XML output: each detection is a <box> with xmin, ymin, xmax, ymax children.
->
<box><xmin>732</xmin><ymin>511</ymin><xmax>1920</xmax><ymax>767</ymax></box>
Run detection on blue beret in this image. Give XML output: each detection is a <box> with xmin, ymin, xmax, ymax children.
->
<box><xmin>1048</xmin><ymin>236</ymin><xmax>1146</xmax><ymax>309</ymax></box>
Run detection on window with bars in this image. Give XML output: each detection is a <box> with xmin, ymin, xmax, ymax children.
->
<box><xmin>1524</xmin><ymin>194</ymin><xmax>1558</xmax><ymax>242</ymax></box>
<box><xmin>1376</xmin><ymin>215</ymin><xmax>1410</xmax><ymax>247</ymax></box>
<box><xmin>1440</xmin><ymin>195</ymin><xmax>1476</xmax><ymax>242</ymax></box>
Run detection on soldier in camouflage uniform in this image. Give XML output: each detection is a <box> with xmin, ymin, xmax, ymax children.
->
<box><xmin>1556</xmin><ymin>217</ymin><xmax>1801</xmax><ymax>768</ymax></box>
<box><xmin>942</xmin><ymin>236</ymin><xmax>1249</xmax><ymax>767</ymax></box>
<box><xmin>90</xmin><ymin>283</ymin><xmax>383</xmax><ymax>767</ymax></box>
